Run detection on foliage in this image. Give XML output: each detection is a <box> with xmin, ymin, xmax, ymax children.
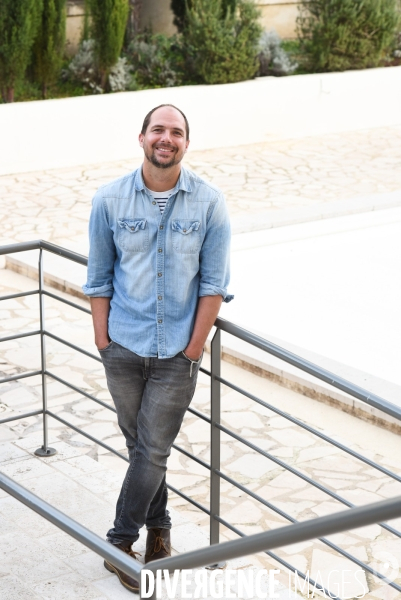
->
<box><xmin>297</xmin><ymin>0</ymin><xmax>401</xmax><ymax>72</ymax></box>
<box><xmin>181</xmin><ymin>0</ymin><xmax>262</xmax><ymax>85</ymax></box>
<box><xmin>65</xmin><ymin>39</ymin><xmax>131</xmax><ymax>94</ymax></box>
<box><xmin>171</xmin><ymin>0</ymin><xmax>237</xmax><ymax>32</ymax></box>
<box><xmin>31</xmin><ymin>0</ymin><xmax>66</xmax><ymax>98</ymax></box>
<box><xmin>109</xmin><ymin>57</ymin><xmax>132</xmax><ymax>91</ymax></box>
<box><xmin>125</xmin><ymin>33</ymin><xmax>182</xmax><ymax>89</ymax></box>
<box><xmin>85</xmin><ymin>0</ymin><xmax>129</xmax><ymax>87</ymax></box>
<box><xmin>0</xmin><ymin>0</ymin><xmax>43</xmax><ymax>102</ymax></box>
<box><xmin>258</xmin><ymin>30</ymin><xmax>298</xmax><ymax>76</ymax></box>
<box><xmin>65</xmin><ymin>40</ymin><xmax>102</xmax><ymax>94</ymax></box>
<box><xmin>394</xmin><ymin>31</ymin><xmax>401</xmax><ymax>58</ymax></box>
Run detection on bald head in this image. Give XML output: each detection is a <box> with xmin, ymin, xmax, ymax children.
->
<box><xmin>141</xmin><ymin>104</ymin><xmax>190</xmax><ymax>141</ymax></box>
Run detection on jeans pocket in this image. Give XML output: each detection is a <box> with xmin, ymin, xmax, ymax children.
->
<box><xmin>181</xmin><ymin>350</ymin><xmax>203</xmax><ymax>377</ymax></box>
<box><xmin>99</xmin><ymin>341</ymin><xmax>113</xmax><ymax>352</ymax></box>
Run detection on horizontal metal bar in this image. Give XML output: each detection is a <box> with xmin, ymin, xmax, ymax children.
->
<box><xmin>43</xmin><ymin>290</ymin><xmax>91</xmax><ymax>315</ymax></box>
<box><xmin>199</xmin><ymin>366</ymin><xmax>211</xmax><ymax>377</ymax></box>
<box><xmin>0</xmin><ymin>472</ymin><xmax>142</xmax><ymax>579</ymax></box>
<box><xmin>217</xmin><ymin>422</ymin><xmax>401</xmax><ymax>540</ymax></box>
<box><xmin>0</xmin><ymin>290</ymin><xmax>39</xmax><ymax>302</ymax></box>
<box><xmin>186</xmin><ymin>406</ymin><xmax>211</xmax><ymax>424</ymax></box>
<box><xmin>0</xmin><ymin>240</ymin><xmax>87</xmax><ymax>266</ymax></box>
<box><xmin>45</xmin><ymin>371</ymin><xmax>116</xmax><ymax>413</ymax></box>
<box><xmin>215</xmin><ymin>318</ymin><xmax>401</xmax><ymax>422</ymax></box>
<box><xmin>216</xmin><ymin>516</ymin><xmax>341</xmax><ymax>600</ymax></box>
<box><xmin>0</xmin><ymin>330</ymin><xmax>40</xmax><ymax>344</ymax></box>
<box><xmin>171</xmin><ymin>444</ymin><xmax>210</xmax><ymax>471</ymax></box>
<box><xmin>46</xmin><ymin>411</ymin><xmax>128</xmax><ymax>461</ymax></box>
<box><xmin>44</xmin><ymin>331</ymin><xmax>102</xmax><ymax>362</ymax></box>
<box><xmin>144</xmin><ymin>495</ymin><xmax>401</xmax><ymax>574</ymax></box>
<box><xmin>0</xmin><ymin>240</ymin><xmax>41</xmax><ymax>255</ymax></box>
<box><xmin>167</xmin><ymin>483</ymin><xmax>210</xmax><ymax>516</ymax></box>
<box><xmin>216</xmin><ymin>471</ymin><xmax>401</xmax><ymax>590</ymax></box>
<box><xmin>0</xmin><ymin>409</ymin><xmax>43</xmax><ymax>425</ymax></box>
<box><xmin>0</xmin><ymin>370</ymin><xmax>42</xmax><ymax>385</ymax></box>
<box><xmin>217</xmin><ymin>373</ymin><xmax>401</xmax><ymax>483</ymax></box>
<box><xmin>40</xmin><ymin>240</ymin><xmax>88</xmax><ymax>266</ymax></box>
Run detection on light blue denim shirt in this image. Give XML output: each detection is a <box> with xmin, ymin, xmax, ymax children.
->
<box><xmin>83</xmin><ymin>166</ymin><xmax>233</xmax><ymax>358</ymax></box>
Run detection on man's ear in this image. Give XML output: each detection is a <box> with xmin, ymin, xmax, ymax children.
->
<box><xmin>139</xmin><ymin>133</ymin><xmax>144</xmax><ymax>147</ymax></box>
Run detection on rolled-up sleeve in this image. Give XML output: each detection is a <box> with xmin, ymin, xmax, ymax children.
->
<box><xmin>199</xmin><ymin>192</ymin><xmax>234</xmax><ymax>303</ymax></box>
<box><xmin>82</xmin><ymin>192</ymin><xmax>116</xmax><ymax>298</ymax></box>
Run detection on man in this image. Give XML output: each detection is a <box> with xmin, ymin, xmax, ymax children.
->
<box><xmin>83</xmin><ymin>104</ymin><xmax>232</xmax><ymax>593</ymax></box>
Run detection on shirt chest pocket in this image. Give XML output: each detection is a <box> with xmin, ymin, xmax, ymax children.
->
<box><xmin>172</xmin><ymin>220</ymin><xmax>201</xmax><ymax>254</ymax></box>
<box><xmin>117</xmin><ymin>218</ymin><xmax>149</xmax><ymax>252</ymax></box>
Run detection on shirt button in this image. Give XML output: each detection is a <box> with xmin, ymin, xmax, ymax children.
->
<box><xmin>158</xmin><ymin>295</ymin><xmax>162</xmax><ymax>300</ymax></box>
<box><xmin>160</xmin><ymin>225</ymin><xmax>164</xmax><ymax>230</ymax></box>
<box><xmin>183</xmin><ymin>229</ymin><xmax>187</xmax><ymax>232</ymax></box>
<box><xmin>158</xmin><ymin>319</ymin><xmax>163</xmax><ymax>323</ymax></box>
<box><xmin>152</xmin><ymin>201</ymin><xmax>156</xmax><ymax>205</ymax></box>
<box><xmin>158</xmin><ymin>272</ymin><xmax>162</xmax><ymax>277</ymax></box>
<box><xmin>158</xmin><ymin>248</ymin><xmax>162</xmax><ymax>253</ymax></box>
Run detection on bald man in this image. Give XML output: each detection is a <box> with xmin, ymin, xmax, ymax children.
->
<box><xmin>83</xmin><ymin>104</ymin><xmax>232</xmax><ymax>593</ymax></box>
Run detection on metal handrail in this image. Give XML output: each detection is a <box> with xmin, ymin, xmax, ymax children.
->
<box><xmin>215</xmin><ymin>317</ymin><xmax>401</xmax><ymax>422</ymax></box>
<box><xmin>1</xmin><ymin>240</ymin><xmax>399</xmax><ymax>422</ymax></box>
<box><xmin>1</xmin><ymin>471</ymin><xmax>401</xmax><ymax>599</ymax></box>
<box><xmin>1</xmin><ymin>240</ymin><xmax>401</xmax><ymax>600</ymax></box>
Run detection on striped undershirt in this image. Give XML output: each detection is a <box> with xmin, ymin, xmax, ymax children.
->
<box><xmin>147</xmin><ymin>187</ymin><xmax>175</xmax><ymax>215</ymax></box>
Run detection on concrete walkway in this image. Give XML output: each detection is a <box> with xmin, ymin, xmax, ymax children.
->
<box><xmin>0</xmin><ymin>435</ymin><xmax>277</xmax><ymax>600</ymax></box>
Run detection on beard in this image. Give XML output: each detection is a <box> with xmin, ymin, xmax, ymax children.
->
<box><xmin>144</xmin><ymin>144</ymin><xmax>182</xmax><ymax>169</ymax></box>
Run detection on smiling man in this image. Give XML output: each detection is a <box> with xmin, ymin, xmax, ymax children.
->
<box><xmin>83</xmin><ymin>104</ymin><xmax>232</xmax><ymax>593</ymax></box>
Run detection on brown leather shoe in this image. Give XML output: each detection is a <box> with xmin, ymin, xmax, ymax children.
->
<box><xmin>104</xmin><ymin>542</ymin><xmax>141</xmax><ymax>593</ymax></box>
<box><xmin>145</xmin><ymin>527</ymin><xmax>171</xmax><ymax>564</ymax></box>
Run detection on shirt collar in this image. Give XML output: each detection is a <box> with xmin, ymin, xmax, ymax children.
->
<box><xmin>134</xmin><ymin>166</ymin><xmax>192</xmax><ymax>193</ymax></box>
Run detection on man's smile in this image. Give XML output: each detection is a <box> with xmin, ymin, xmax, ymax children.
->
<box><xmin>155</xmin><ymin>145</ymin><xmax>175</xmax><ymax>154</ymax></box>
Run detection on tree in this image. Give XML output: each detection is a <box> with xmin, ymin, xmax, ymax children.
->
<box><xmin>297</xmin><ymin>0</ymin><xmax>401</xmax><ymax>72</ymax></box>
<box><xmin>0</xmin><ymin>0</ymin><xmax>42</xmax><ymax>103</ymax></box>
<box><xmin>86</xmin><ymin>0</ymin><xmax>129</xmax><ymax>89</ymax></box>
<box><xmin>32</xmin><ymin>0</ymin><xmax>66</xmax><ymax>99</ymax></box>
<box><xmin>182</xmin><ymin>0</ymin><xmax>262</xmax><ymax>84</ymax></box>
<box><xmin>171</xmin><ymin>0</ymin><xmax>237</xmax><ymax>32</ymax></box>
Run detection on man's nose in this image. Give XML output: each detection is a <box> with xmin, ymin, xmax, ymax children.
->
<box><xmin>160</xmin><ymin>130</ymin><xmax>172</xmax><ymax>143</ymax></box>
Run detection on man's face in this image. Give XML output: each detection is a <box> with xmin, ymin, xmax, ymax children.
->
<box><xmin>139</xmin><ymin>107</ymin><xmax>189</xmax><ymax>170</ymax></box>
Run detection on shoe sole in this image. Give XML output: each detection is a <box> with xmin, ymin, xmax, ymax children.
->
<box><xmin>104</xmin><ymin>560</ymin><xmax>139</xmax><ymax>593</ymax></box>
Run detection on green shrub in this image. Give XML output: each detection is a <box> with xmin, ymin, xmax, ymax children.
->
<box><xmin>258</xmin><ymin>30</ymin><xmax>298</xmax><ymax>76</ymax></box>
<box><xmin>85</xmin><ymin>0</ymin><xmax>129</xmax><ymax>89</ymax></box>
<box><xmin>297</xmin><ymin>0</ymin><xmax>401</xmax><ymax>72</ymax></box>
<box><xmin>65</xmin><ymin>39</ymin><xmax>131</xmax><ymax>94</ymax></box>
<box><xmin>171</xmin><ymin>0</ymin><xmax>237</xmax><ymax>32</ymax></box>
<box><xmin>125</xmin><ymin>33</ymin><xmax>183</xmax><ymax>89</ymax></box>
<box><xmin>31</xmin><ymin>0</ymin><xmax>66</xmax><ymax>99</ymax></box>
<box><xmin>0</xmin><ymin>0</ymin><xmax>43</xmax><ymax>102</ymax></box>
<box><xmin>182</xmin><ymin>0</ymin><xmax>262</xmax><ymax>85</ymax></box>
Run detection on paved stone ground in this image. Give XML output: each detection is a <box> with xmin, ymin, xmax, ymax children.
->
<box><xmin>1</xmin><ymin>268</ymin><xmax>401</xmax><ymax>599</ymax></box>
<box><xmin>0</xmin><ymin>125</ymin><xmax>401</xmax><ymax>250</ymax></box>
<box><xmin>0</xmin><ymin>436</ymin><xmax>278</xmax><ymax>600</ymax></box>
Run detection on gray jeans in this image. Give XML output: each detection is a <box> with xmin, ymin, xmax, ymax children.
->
<box><xmin>99</xmin><ymin>340</ymin><xmax>202</xmax><ymax>546</ymax></box>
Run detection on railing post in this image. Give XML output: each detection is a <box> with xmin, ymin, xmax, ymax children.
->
<box><xmin>35</xmin><ymin>248</ymin><xmax>56</xmax><ymax>457</ymax></box>
<box><xmin>208</xmin><ymin>327</ymin><xmax>225</xmax><ymax>568</ymax></box>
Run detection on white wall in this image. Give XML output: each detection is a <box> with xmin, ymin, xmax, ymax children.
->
<box><xmin>1</xmin><ymin>66</ymin><xmax>401</xmax><ymax>175</ymax></box>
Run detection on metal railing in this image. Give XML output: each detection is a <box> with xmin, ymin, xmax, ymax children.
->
<box><xmin>1</xmin><ymin>240</ymin><xmax>401</xmax><ymax>600</ymax></box>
